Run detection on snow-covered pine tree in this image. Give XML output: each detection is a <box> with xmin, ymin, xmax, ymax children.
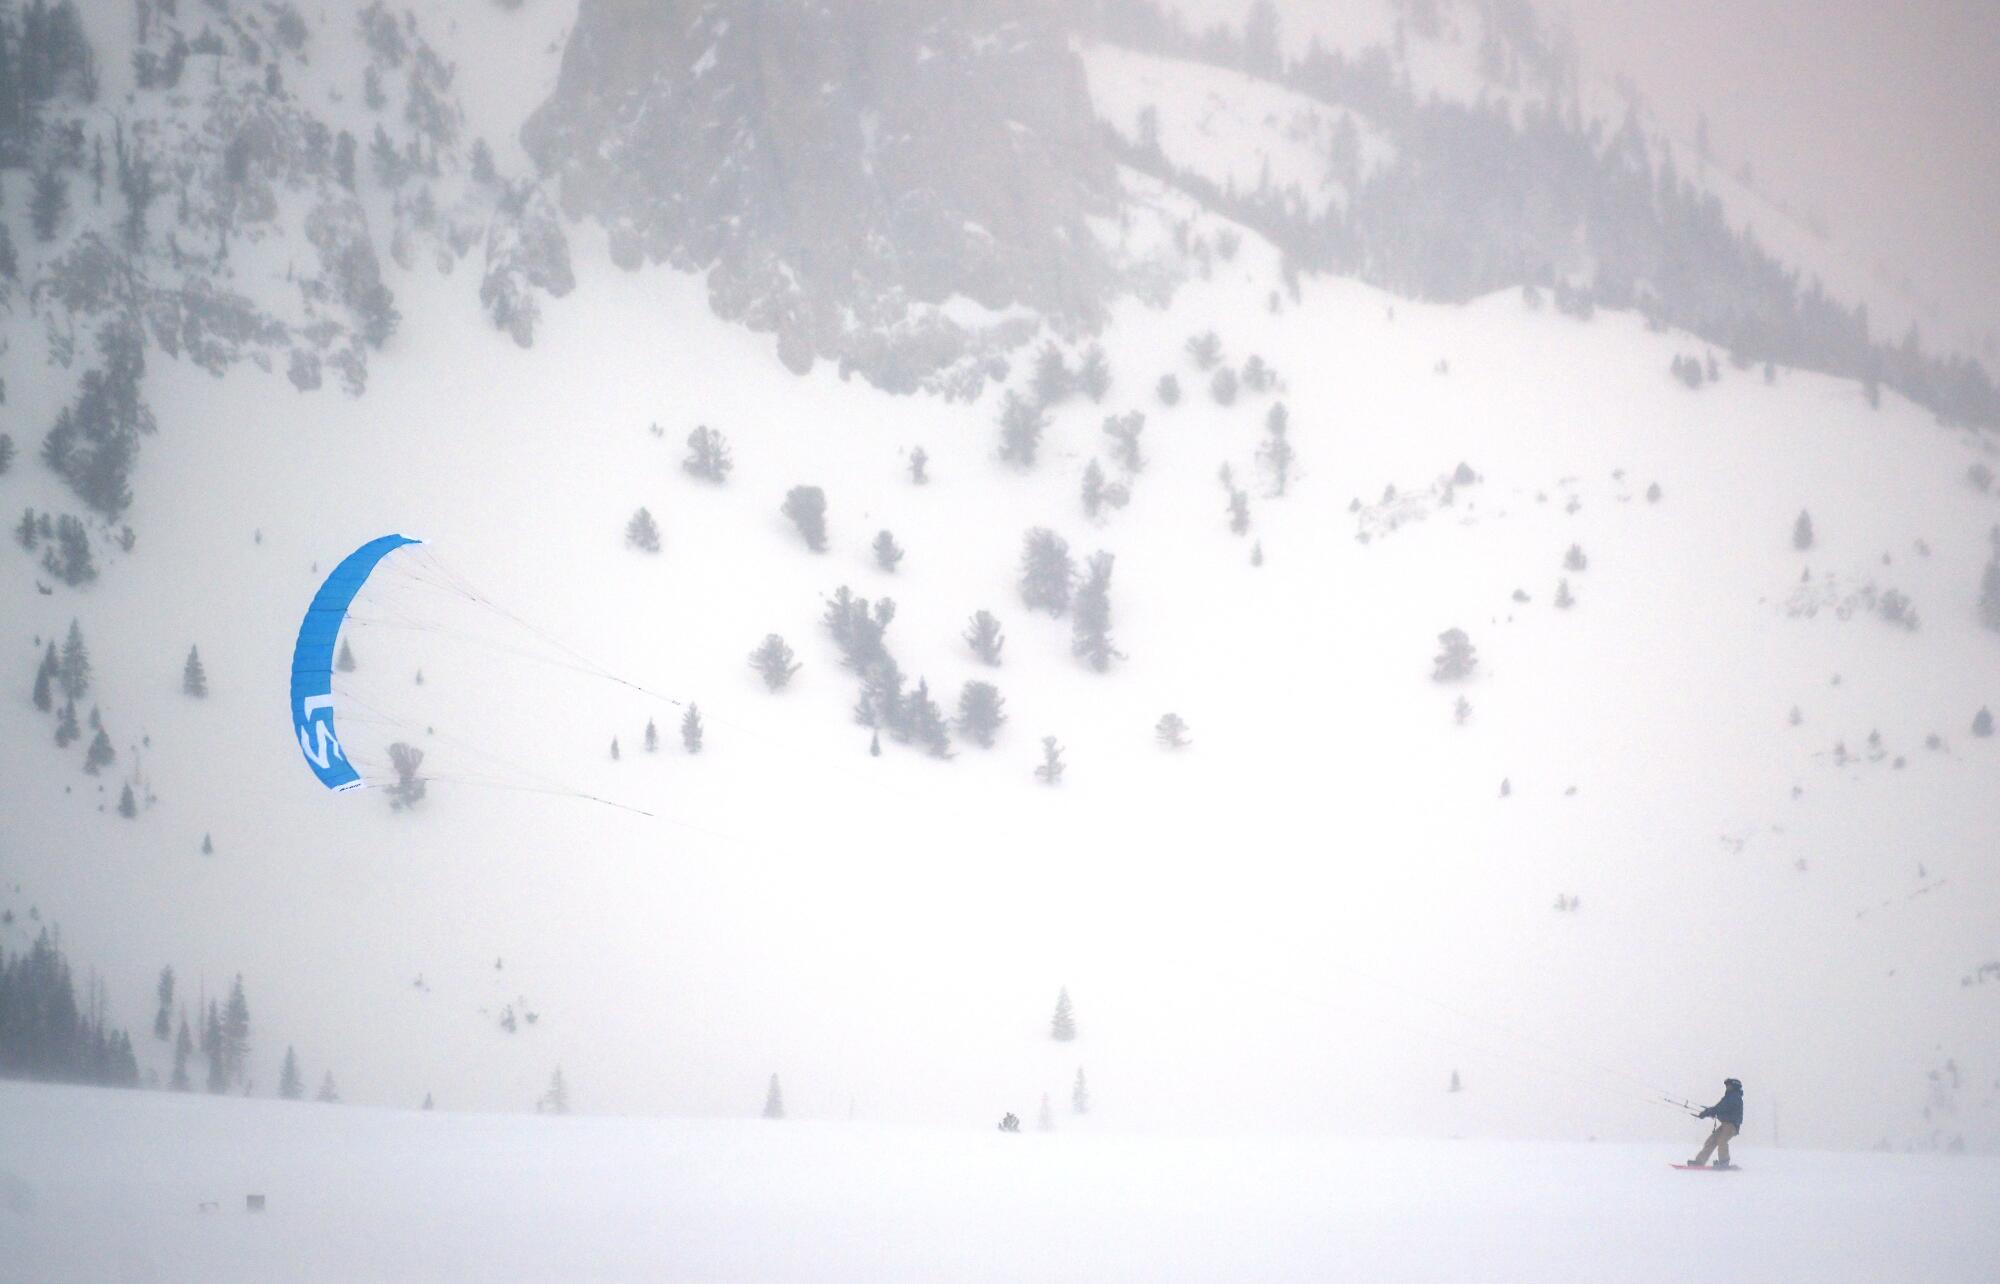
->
<box><xmin>625</xmin><ymin>506</ymin><xmax>661</xmax><ymax>552</ymax></box>
<box><xmin>1210</xmin><ymin>366</ymin><xmax>1239</xmax><ymax>405</ymax></box>
<box><xmin>681</xmin><ymin>704</ymin><xmax>704</xmax><ymax>753</ymax></box>
<box><xmin>541</xmin><ymin>1067</ymin><xmax>570</xmax><ymax>1115</ymax></box>
<box><xmin>15</xmin><ymin>509</ymin><xmax>37</xmax><ymax>551</ymax></box>
<box><xmin>1071</xmin><ymin>551</ymin><xmax>1120</xmax><ymax>672</ymax></box>
<box><xmin>1186</xmin><ymin>331</ymin><xmax>1221</xmax><ymax>370</ymax></box>
<box><xmin>908</xmin><ymin>445</ymin><xmax>929</xmax><ymax>485</ymax></box>
<box><xmin>1157</xmin><ymin>373</ymin><xmax>1181</xmax><ymax>406</ymax></box>
<box><xmin>1081</xmin><ymin>459</ymin><xmax>1108</xmax><ymax>519</ymax></box>
<box><xmin>1793</xmin><ymin>510</ymin><xmax>1815</xmax><ymax>551</ymax></box>
<box><xmin>749</xmin><ymin>634</ymin><xmax>801</xmax><ymax>691</ymax></box>
<box><xmin>1979</xmin><ymin>559</ymin><xmax>2000</xmax><ymax>632</ymax></box>
<box><xmin>1155</xmin><ymin>713</ymin><xmax>1189</xmax><ymax>748</ymax></box>
<box><xmin>204</xmin><ymin>1003</ymin><xmax>227</xmax><ymax>1093</ymax></box>
<box><xmin>873</xmin><ymin>529</ymin><xmax>904</xmax><ymax>573</ymax></box>
<box><xmin>1077</xmin><ymin>343</ymin><xmax>1111</xmax><ymax>402</ymax></box>
<box><xmin>117</xmin><ymin>783</ymin><xmax>137</xmax><ymax>817</ymax></box>
<box><xmin>999</xmin><ymin>390</ymin><xmax>1048</xmax><ymax>467</ymax></box>
<box><xmin>1554</xmin><ymin>578</ymin><xmax>1575</xmax><ymax>609</ymax></box>
<box><xmin>337</xmin><ymin>640</ymin><xmax>357</xmax><ymax>672</ymax></box>
<box><xmin>316</xmin><ymin>1071</ymin><xmax>340</xmax><ymax>1103</ymax></box>
<box><xmin>1103</xmin><ymin>411</ymin><xmax>1145</xmax><ymax>473</ymax></box>
<box><xmin>182</xmin><ymin>645</ymin><xmax>207</xmax><ymax>696</ymax></box>
<box><xmin>170</xmin><ymin>1016</ymin><xmax>193</xmax><ymax>1091</ymax></box>
<box><xmin>1432</xmin><ymin>628</ymin><xmax>1477</xmax><ymax>681</ymax></box>
<box><xmin>222</xmin><ymin>975</ymin><xmax>251</xmax><ymax>1085</ymax></box>
<box><xmin>59</xmin><ymin>620</ymin><xmax>90</xmax><ymax>700</ymax></box>
<box><xmin>1259</xmin><ymin>402</ymin><xmax>1294</xmax><ymax>496</ymax></box>
<box><xmin>906</xmin><ymin>679</ymin><xmax>952</xmax><ymax>758</ymax></box>
<box><xmin>956</xmin><ymin>681</ymin><xmax>1006</xmax><ymax>748</ymax></box>
<box><xmin>1974</xmin><ymin>708</ymin><xmax>1994</xmax><ymax>738</ymax></box>
<box><xmin>83</xmin><ymin>727</ymin><xmax>115</xmax><ymax>774</ymax></box>
<box><xmin>644</xmin><ymin>718</ymin><xmax>658</xmax><ymax>752</ymax></box>
<box><xmin>32</xmin><ymin>642</ymin><xmax>56</xmax><ymax>711</ymax></box>
<box><xmin>609</xmin><ymin>736</ymin><xmax>621</xmax><ymax>761</ymax></box>
<box><xmin>1051</xmin><ymin>987</ymin><xmax>1077</xmax><ymax>1041</ymax></box>
<box><xmin>1036</xmin><ymin>736</ymin><xmax>1065</xmax><ymax>785</ymax></box>
<box><xmin>154</xmin><ymin>967</ymin><xmax>174</xmax><ymax>1041</ymax></box>
<box><xmin>1564</xmin><ymin>543</ymin><xmax>1588</xmax><ymax>572</ymax></box>
<box><xmin>1449</xmin><ymin>1069</ymin><xmax>1462</xmax><ymax>1093</ymax></box>
<box><xmin>1019</xmin><ymin>528</ymin><xmax>1074</xmax><ymax>616</ymax></box>
<box><xmin>682</xmin><ymin>425</ymin><xmax>733</xmax><ymax>482</ymax></box>
<box><xmin>279</xmin><ymin>1047</ymin><xmax>303</xmax><ymax>1100</ymax></box>
<box><xmin>781</xmin><ymin>485</ymin><xmax>828</xmax><ymax>552</ymax></box>
<box><xmin>201</xmin><ymin>833</ymin><xmax>214</xmax><ymax>856</ymax></box>
<box><xmin>54</xmin><ymin>699</ymin><xmax>80</xmax><ymax>748</ymax></box>
<box><xmin>763</xmin><ymin>1073</ymin><xmax>785</xmax><ymax>1119</ymax></box>
<box><xmin>0</xmin><ymin>434</ymin><xmax>13</xmax><ymax>475</ymax></box>
<box><xmin>1072</xmin><ymin>1066</ymin><xmax>1090</xmax><ymax>1114</ymax></box>
<box><xmin>1031</xmin><ymin>342</ymin><xmax>1072</xmax><ymax>407</ymax></box>
<box><xmin>1454</xmin><ymin>696</ymin><xmax>1471</xmax><ymax>726</ymax></box>
<box><xmin>964</xmin><ymin>610</ymin><xmax>1005</xmax><ymax>665</ymax></box>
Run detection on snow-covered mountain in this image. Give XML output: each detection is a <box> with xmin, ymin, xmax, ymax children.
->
<box><xmin>3</xmin><ymin>0</ymin><xmax>1998</xmax><ymax>1172</ymax></box>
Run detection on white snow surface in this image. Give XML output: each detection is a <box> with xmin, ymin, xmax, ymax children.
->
<box><xmin>4</xmin><ymin>1081</ymin><xmax>1998</xmax><ymax>1284</ymax></box>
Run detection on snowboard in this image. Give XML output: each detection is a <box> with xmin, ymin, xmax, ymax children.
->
<box><xmin>1671</xmin><ymin>1163</ymin><xmax>1741</xmax><ymax>1171</ymax></box>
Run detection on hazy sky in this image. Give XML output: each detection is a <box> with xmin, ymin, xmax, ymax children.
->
<box><xmin>1557</xmin><ymin>0</ymin><xmax>2000</xmax><ymax>360</ymax></box>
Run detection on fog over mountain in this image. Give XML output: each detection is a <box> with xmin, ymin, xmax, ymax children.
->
<box><xmin>2</xmin><ymin>2</ymin><xmax>1997</xmax><ymax>1280</ymax></box>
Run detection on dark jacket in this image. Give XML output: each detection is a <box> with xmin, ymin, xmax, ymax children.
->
<box><xmin>1698</xmin><ymin>1084</ymin><xmax>1744</xmax><ymax>1128</ymax></box>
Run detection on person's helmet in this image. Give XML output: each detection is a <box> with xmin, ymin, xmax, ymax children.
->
<box><xmin>1724</xmin><ymin>1078</ymin><xmax>1742</xmax><ymax>1090</ymax></box>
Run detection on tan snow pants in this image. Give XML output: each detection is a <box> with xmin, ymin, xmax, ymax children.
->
<box><xmin>1692</xmin><ymin>1121</ymin><xmax>1737</xmax><ymax>1166</ymax></box>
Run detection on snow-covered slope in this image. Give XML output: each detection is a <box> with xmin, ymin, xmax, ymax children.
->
<box><xmin>6</xmin><ymin>189</ymin><xmax>1999</xmax><ymax>1152</ymax></box>
<box><xmin>6</xmin><ymin>1081</ymin><xmax>1999</xmax><ymax>1283</ymax></box>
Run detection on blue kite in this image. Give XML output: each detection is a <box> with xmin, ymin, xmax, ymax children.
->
<box><xmin>289</xmin><ymin>534</ymin><xmax>420</xmax><ymax>791</ymax></box>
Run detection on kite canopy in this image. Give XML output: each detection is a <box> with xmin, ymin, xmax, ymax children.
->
<box><xmin>290</xmin><ymin>534</ymin><xmax>421</xmax><ymax>791</ymax></box>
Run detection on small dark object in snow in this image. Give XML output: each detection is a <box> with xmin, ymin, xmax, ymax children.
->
<box><xmin>246</xmin><ymin>1194</ymin><xmax>266</xmax><ymax>1212</ymax></box>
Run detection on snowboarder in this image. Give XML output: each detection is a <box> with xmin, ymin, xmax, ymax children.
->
<box><xmin>1688</xmin><ymin>1078</ymin><xmax>1744</xmax><ymax>1168</ymax></box>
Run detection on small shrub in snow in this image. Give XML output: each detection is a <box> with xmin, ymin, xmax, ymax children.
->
<box><xmin>1967</xmin><ymin>461</ymin><xmax>1993</xmax><ymax>493</ymax></box>
<box><xmin>964</xmin><ymin>610</ymin><xmax>1005</xmax><ymax>665</ymax></box>
<box><xmin>908</xmin><ymin>446</ymin><xmax>929</xmax><ymax>485</ymax></box>
<box><xmin>1186</xmin><ymin>331</ymin><xmax>1221</xmax><ymax>371</ymax></box>
<box><xmin>1210</xmin><ymin>366</ymin><xmax>1239</xmax><ymax>406</ymax></box>
<box><xmin>1877</xmin><ymin>589</ymin><xmax>1918</xmax><ymax>631</ymax></box>
<box><xmin>1793</xmin><ymin>510</ymin><xmax>1814</xmax><ymax>551</ymax></box>
<box><xmin>1035</xmin><ymin>736</ymin><xmax>1065</xmax><ymax>785</ymax></box>
<box><xmin>1973</xmin><ymin>708</ymin><xmax>1993</xmax><ymax>738</ymax></box>
<box><xmin>1646</xmin><ymin>482</ymin><xmax>1663</xmax><ymax>503</ymax></box>
<box><xmin>1155</xmin><ymin>713</ymin><xmax>1189</xmax><ymax>748</ymax></box>
<box><xmin>873</xmin><ymin>530</ymin><xmax>905</xmax><ymax>573</ymax></box>
<box><xmin>1564</xmin><ymin>544</ymin><xmax>1587</xmax><ymax>572</ymax></box>
<box><xmin>1157</xmin><ymin>373</ymin><xmax>1181</xmax><ymax>406</ymax></box>
<box><xmin>1103</xmin><ymin>411</ymin><xmax>1146</xmax><ymax>473</ymax></box>
<box><xmin>1454</xmin><ymin>696</ymin><xmax>1471</xmax><ymax>726</ymax></box>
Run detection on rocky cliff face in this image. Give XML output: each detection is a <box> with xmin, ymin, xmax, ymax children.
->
<box><xmin>521</xmin><ymin>0</ymin><xmax>1117</xmax><ymax>393</ymax></box>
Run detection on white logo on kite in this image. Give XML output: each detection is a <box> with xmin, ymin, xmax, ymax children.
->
<box><xmin>297</xmin><ymin>694</ymin><xmax>346</xmax><ymax>768</ymax></box>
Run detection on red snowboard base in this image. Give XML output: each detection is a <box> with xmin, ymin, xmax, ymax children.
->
<box><xmin>1671</xmin><ymin>1163</ymin><xmax>1742</xmax><ymax>1171</ymax></box>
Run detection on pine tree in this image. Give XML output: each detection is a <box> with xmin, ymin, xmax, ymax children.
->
<box><xmin>1031</xmin><ymin>342</ymin><xmax>1072</xmax><ymax>407</ymax></box>
<box><xmin>956</xmin><ymin>681</ymin><xmax>1006</xmax><ymax>748</ymax></box>
<box><xmin>1077</xmin><ymin>343</ymin><xmax>1111</xmax><ymax>402</ymax></box>
<box><xmin>781</xmin><ymin>485</ymin><xmax>828</xmax><ymax>552</ymax></box>
<box><xmin>1071</xmin><ymin>1066</ymin><xmax>1090</xmax><ymax>1114</ymax></box>
<box><xmin>1186</xmin><ymin>331</ymin><xmax>1221</xmax><ymax>370</ymax></box>
<box><xmin>387</xmin><ymin>742</ymin><xmax>426</xmax><ymax>810</ymax></box>
<box><xmin>1035</xmin><ymin>736</ymin><xmax>1065</xmax><ymax>785</ymax></box>
<box><xmin>32</xmin><ymin>642</ymin><xmax>57</xmax><ymax>712</ymax></box>
<box><xmin>1071</xmin><ymin>552</ymin><xmax>1120</xmax><ymax>672</ymax></box>
<box><xmin>170</xmin><ymin>1016</ymin><xmax>193</xmax><ymax>1090</ymax></box>
<box><xmin>682</xmin><ymin>425</ymin><xmax>733</xmax><ymax>482</ymax></box>
<box><xmin>1432</xmin><ymin>629</ymin><xmax>1477</xmax><ymax>682</ymax></box>
<box><xmin>1210</xmin><ymin>366</ymin><xmax>1239</xmax><ymax>405</ymax></box>
<box><xmin>681</xmin><ymin>704</ymin><xmax>704</xmax><ymax>753</ymax></box>
<box><xmin>154</xmin><ymin>966</ymin><xmax>175</xmax><ymax>1041</ymax></box>
<box><xmin>762</xmin><ymin>1073</ymin><xmax>785</xmax><ymax>1119</ymax></box>
<box><xmin>1979</xmin><ymin>560</ymin><xmax>2000</xmax><ymax>632</ymax></box>
<box><xmin>59</xmin><ymin>619</ymin><xmax>90</xmax><ymax>700</ymax></box>
<box><xmin>222</xmin><ymin>975</ymin><xmax>251</xmax><ymax>1085</ymax></box>
<box><xmin>117</xmin><ymin>783</ymin><xmax>137</xmax><ymax>817</ymax></box>
<box><xmin>279</xmin><ymin>1047</ymin><xmax>303</xmax><ymax>1100</ymax></box>
<box><xmin>625</xmin><ymin>507</ymin><xmax>661</xmax><ymax>552</ymax></box>
<box><xmin>1454</xmin><ymin>695</ymin><xmax>1472</xmax><ymax>726</ymax></box>
<box><xmin>0</xmin><ymin>434</ymin><xmax>13</xmax><ymax>475</ymax></box>
<box><xmin>1974</xmin><ymin>708</ymin><xmax>1994</xmax><ymax>738</ymax></box>
<box><xmin>1050</xmin><ymin>987</ymin><xmax>1076</xmax><ymax>1041</ymax></box>
<box><xmin>1554</xmin><ymin>578</ymin><xmax>1575</xmax><ymax>609</ymax></box>
<box><xmin>16</xmin><ymin>509</ymin><xmax>38</xmax><ymax>551</ymax></box>
<box><xmin>643</xmin><ymin>719</ymin><xmax>658</xmax><ymax>752</ymax></box>
<box><xmin>749</xmin><ymin>635</ymin><xmax>800</xmax><ymax>691</ymax></box>
<box><xmin>1102</xmin><ymin>411</ymin><xmax>1146</xmax><ymax>473</ymax></box>
<box><xmin>54</xmin><ymin>699</ymin><xmax>80</xmax><ymax>747</ymax></box>
<box><xmin>964</xmin><ymin>610</ymin><xmax>1005</xmax><ymax>665</ymax></box>
<box><xmin>1155</xmin><ymin>713</ymin><xmax>1189</xmax><ymax>748</ymax></box>
<box><xmin>908</xmin><ymin>445</ymin><xmax>929</xmax><ymax>485</ymax></box>
<box><xmin>906</xmin><ymin>679</ymin><xmax>952</xmax><ymax>758</ymax></box>
<box><xmin>83</xmin><ymin>726</ymin><xmax>115</xmax><ymax>773</ymax></box>
<box><xmin>1081</xmin><ymin>459</ymin><xmax>1108</xmax><ymax>519</ymax></box>
<box><xmin>1793</xmin><ymin>510</ymin><xmax>1814</xmax><ymax>551</ymax></box>
<box><xmin>316</xmin><ymin>1071</ymin><xmax>340</xmax><ymax>1103</ymax></box>
<box><xmin>204</xmin><ymin>1003</ymin><xmax>227</xmax><ymax>1093</ymax></box>
<box><xmin>182</xmin><ymin>645</ymin><xmax>208</xmax><ymax>696</ymax></box>
<box><xmin>1448</xmin><ymin>1069</ymin><xmax>1462</xmax><ymax>1093</ymax></box>
<box><xmin>541</xmin><ymin>1067</ymin><xmax>570</xmax><ymax>1114</ymax></box>
<box><xmin>1564</xmin><ymin>544</ymin><xmax>1588</xmax><ymax>572</ymax></box>
<box><xmin>202</xmin><ymin>833</ymin><xmax>214</xmax><ymax>856</ymax></box>
<box><xmin>999</xmin><ymin>391</ymin><xmax>1048</xmax><ymax>467</ymax></box>
<box><xmin>872</xmin><ymin>529</ymin><xmax>904</xmax><ymax>573</ymax></box>
<box><xmin>337</xmin><ymin>640</ymin><xmax>357</xmax><ymax>672</ymax></box>
<box><xmin>1019</xmin><ymin>528</ymin><xmax>1074</xmax><ymax>616</ymax></box>
<box><xmin>1157</xmin><ymin>373</ymin><xmax>1181</xmax><ymax>406</ymax></box>
<box><xmin>1259</xmin><ymin>402</ymin><xmax>1295</xmax><ymax>496</ymax></box>
<box><xmin>30</xmin><ymin>165</ymin><xmax>67</xmax><ymax>241</ymax></box>
<box><xmin>609</xmin><ymin>736</ymin><xmax>621</xmax><ymax>761</ymax></box>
